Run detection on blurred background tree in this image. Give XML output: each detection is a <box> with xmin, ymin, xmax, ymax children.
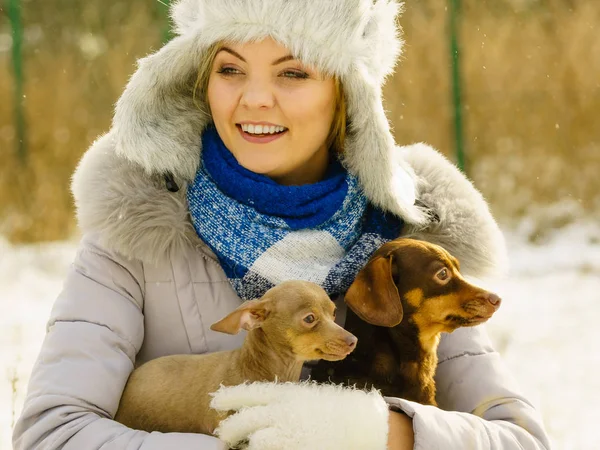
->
<box><xmin>1</xmin><ymin>0</ymin><xmax>598</xmax><ymax>243</ymax></box>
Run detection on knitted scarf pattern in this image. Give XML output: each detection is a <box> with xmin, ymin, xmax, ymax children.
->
<box><xmin>187</xmin><ymin>127</ymin><xmax>403</xmax><ymax>300</ymax></box>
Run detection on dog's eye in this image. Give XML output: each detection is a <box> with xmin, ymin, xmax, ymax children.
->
<box><xmin>436</xmin><ymin>268</ymin><xmax>449</xmax><ymax>281</ymax></box>
<box><xmin>303</xmin><ymin>314</ymin><xmax>316</xmax><ymax>324</ymax></box>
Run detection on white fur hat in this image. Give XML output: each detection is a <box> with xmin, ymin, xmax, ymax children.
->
<box><xmin>112</xmin><ymin>0</ymin><xmax>427</xmax><ymax>224</ymax></box>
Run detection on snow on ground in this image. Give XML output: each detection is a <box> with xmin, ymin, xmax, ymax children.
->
<box><xmin>1</xmin><ymin>222</ymin><xmax>599</xmax><ymax>450</ymax></box>
<box><xmin>484</xmin><ymin>221</ymin><xmax>600</xmax><ymax>450</ymax></box>
<box><xmin>0</xmin><ymin>238</ymin><xmax>78</xmax><ymax>448</ymax></box>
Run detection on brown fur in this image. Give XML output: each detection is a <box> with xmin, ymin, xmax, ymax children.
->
<box><xmin>311</xmin><ymin>238</ymin><xmax>501</xmax><ymax>406</ymax></box>
<box><xmin>114</xmin><ymin>280</ymin><xmax>357</xmax><ymax>434</ymax></box>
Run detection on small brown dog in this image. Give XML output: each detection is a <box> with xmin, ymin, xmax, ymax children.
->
<box><xmin>311</xmin><ymin>238</ymin><xmax>501</xmax><ymax>406</ymax></box>
<box><xmin>115</xmin><ymin>280</ymin><xmax>357</xmax><ymax>434</ymax></box>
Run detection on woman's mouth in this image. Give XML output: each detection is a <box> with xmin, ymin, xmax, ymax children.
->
<box><xmin>237</xmin><ymin>123</ymin><xmax>288</xmax><ymax>144</ymax></box>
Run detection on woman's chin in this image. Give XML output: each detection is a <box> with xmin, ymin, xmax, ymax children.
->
<box><xmin>241</xmin><ymin>163</ymin><xmax>283</xmax><ymax>178</ymax></box>
<box><xmin>235</xmin><ymin>157</ymin><xmax>290</xmax><ymax>181</ymax></box>
<box><xmin>233</xmin><ymin>151</ymin><xmax>322</xmax><ymax>185</ymax></box>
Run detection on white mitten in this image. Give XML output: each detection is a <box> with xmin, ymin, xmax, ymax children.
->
<box><xmin>210</xmin><ymin>381</ymin><xmax>389</xmax><ymax>450</ymax></box>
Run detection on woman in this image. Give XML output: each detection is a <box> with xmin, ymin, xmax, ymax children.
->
<box><xmin>13</xmin><ymin>1</ymin><xmax>550</xmax><ymax>449</ymax></box>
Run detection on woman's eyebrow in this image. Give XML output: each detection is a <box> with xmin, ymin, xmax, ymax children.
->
<box><xmin>272</xmin><ymin>55</ymin><xmax>295</xmax><ymax>65</ymax></box>
<box><xmin>218</xmin><ymin>47</ymin><xmax>246</xmax><ymax>62</ymax></box>
<box><xmin>217</xmin><ymin>47</ymin><xmax>296</xmax><ymax>66</ymax></box>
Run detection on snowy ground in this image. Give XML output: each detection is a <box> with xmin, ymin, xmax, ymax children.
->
<box><xmin>1</xmin><ymin>222</ymin><xmax>599</xmax><ymax>450</ymax></box>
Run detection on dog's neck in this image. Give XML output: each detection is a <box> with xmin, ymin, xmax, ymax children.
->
<box><xmin>237</xmin><ymin>328</ymin><xmax>303</xmax><ymax>383</ymax></box>
<box><xmin>385</xmin><ymin>319</ymin><xmax>440</xmax><ymax>405</ymax></box>
<box><xmin>324</xmin><ymin>309</ymin><xmax>440</xmax><ymax>405</ymax></box>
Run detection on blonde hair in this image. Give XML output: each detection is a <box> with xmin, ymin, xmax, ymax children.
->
<box><xmin>193</xmin><ymin>42</ymin><xmax>224</xmax><ymax>116</ymax></box>
<box><xmin>328</xmin><ymin>77</ymin><xmax>347</xmax><ymax>155</ymax></box>
<box><xmin>194</xmin><ymin>42</ymin><xmax>347</xmax><ymax>155</ymax></box>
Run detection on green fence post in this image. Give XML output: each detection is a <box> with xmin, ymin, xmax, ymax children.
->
<box><xmin>7</xmin><ymin>0</ymin><xmax>27</xmax><ymax>163</ymax></box>
<box><xmin>449</xmin><ymin>0</ymin><xmax>466</xmax><ymax>173</ymax></box>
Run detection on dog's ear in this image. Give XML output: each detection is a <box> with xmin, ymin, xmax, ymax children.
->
<box><xmin>210</xmin><ymin>299</ymin><xmax>271</xmax><ymax>335</ymax></box>
<box><xmin>345</xmin><ymin>254</ymin><xmax>403</xmax><ymax>327</ymax></box>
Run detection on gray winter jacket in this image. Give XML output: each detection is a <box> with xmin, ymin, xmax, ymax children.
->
<box><xmin>13</xmin><ymin>1</ymin><xmax>549</xmax><ymax>445</ymax></box>
<box><xmin>12</xmin><ymin>133</ymin><xmax>550</xmax><ymax>450</ymax></box>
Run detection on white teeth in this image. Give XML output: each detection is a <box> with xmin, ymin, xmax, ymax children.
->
<box><xmin>241</xmin><ymin>124</ymin><xmax>286</xmax><ymax>135</ymax></box>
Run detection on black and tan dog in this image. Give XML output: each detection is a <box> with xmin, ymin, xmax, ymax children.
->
<box><xmin>311</xmin><ymin>238</ymin><xmax>501</xmax><ymax>406</ymax></box>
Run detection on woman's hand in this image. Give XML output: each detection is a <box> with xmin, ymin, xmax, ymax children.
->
<box><xmin>387</xmin><ymin>410</ymin><xmax>414</xmax><ymax>450</ymax></box>
<box><xmin>211</xmin><ymin>381</ymin><xmax>390</xmax><ymax>450</ymax></box>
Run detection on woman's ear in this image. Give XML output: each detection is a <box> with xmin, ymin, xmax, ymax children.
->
<box><xmin>345</xmin><ymin>254</ymin><xmax>403</xmax><ymax>327</ymax></box>
<box><xmin>210</xmin><ymin>299</ymin><xmax>271</xmax><ymax>335</ymax></box>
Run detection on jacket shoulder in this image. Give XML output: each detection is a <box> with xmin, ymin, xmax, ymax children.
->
<box><xmin>394</xmin><ymin>143</ymin><xmax>508</xmax><ymax>278</ymax></box>
<box><xmin>71</xmin><ymin>133</ymin><xmax>203</xmax><ymax>264</ymax></box>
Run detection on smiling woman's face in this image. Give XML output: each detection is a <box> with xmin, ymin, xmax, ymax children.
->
<box><xmin>207</xmin><ymin>38</ymin><xmax>337</xmax><ymax>185</ymax></box>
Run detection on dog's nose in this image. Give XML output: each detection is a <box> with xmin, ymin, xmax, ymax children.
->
<box><xmin>487</xmin><ymin>293</ymin><xmax>502</xmax><ymax>307</ymax></box>
<box><xmin>477</xmin><ymin>292</ymin><xmax>502</xmax><ymax>307</ymax></box>
<box><xmin>345</xmin><ymin>335</ymin><xmax>358</xmax><ymax>348</ymax></box>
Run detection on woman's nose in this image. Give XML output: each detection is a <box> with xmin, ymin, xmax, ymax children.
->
<box><xmin>240</xmin><ymin>79</ymin><xmax>275</xmax><ymax>109</ymax></box>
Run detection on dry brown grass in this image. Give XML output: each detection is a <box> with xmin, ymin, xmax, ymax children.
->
<box><xmin>386</xmin><ymin>0</ymin><xmax>600</xmax><ymax>225</ymax></box>
<box><xmin>1</xmin><ymin>0</ymin><xmax>599</xmax><ymax>242</ymax></box>
<box><xmin>0</xmin><ymin>1</ymin><xmax>161</xmax><ymax>242</ymax></box>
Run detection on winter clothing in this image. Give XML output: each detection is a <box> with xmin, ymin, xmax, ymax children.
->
<box><xmin>211</xmin><ymin>382</ymin><xmax>391</xmax><ymax>449</ymax></box>
<box><xmin>188</xmin><ymin>127</ymin><xmax>402</xmax><ymax>300</ymax></box>
<box><xmin>13</xmin><ymin>0</ymin><xmax>549</xmax><ymax>449</ymax></box>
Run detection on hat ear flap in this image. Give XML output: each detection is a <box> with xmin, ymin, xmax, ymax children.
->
<box><xmin>345</xmin><ymin>254</ymin><xmax>403</xmax><ymax>327</ymax></box>
<box><xmin>341</xmin><ymin>69</ymin><xmax>428</xmax><ymax>226</ymax></box>
<box><xmin>112</xmin><ymin>34</ymin><xmax>210</xmax><ymax>181</ymax></box>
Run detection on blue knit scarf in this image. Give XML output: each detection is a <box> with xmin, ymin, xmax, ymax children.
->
<box><xmin>187</xmin><ymin>127</ymin><xmax>403</xmax><ymax>300</ymax></box>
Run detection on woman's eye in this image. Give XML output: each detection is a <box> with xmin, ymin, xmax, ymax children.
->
<box><xmin>281</xmin><ymin>70</ymin><xmax>309</xmax><ymax>79</ymax></box>
<box><xmin>303</xmin><ymin>314</ymin><xmax>316</xmax><ymax>324</ymax></box>
<box><xmin>216</xmin><ymin>66</ymin><xmax>242</xmax><ymax>76</ymax></box>
<box><xmin>436</xmin><ymin>268</ymin><xmax>449</xmax><ymax>281</ymax></box>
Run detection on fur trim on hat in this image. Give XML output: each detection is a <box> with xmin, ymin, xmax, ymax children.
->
<box><xmin>112</xmin><ymin>0</ymin><xmax>428</xmax><ymax>225</ymax></box>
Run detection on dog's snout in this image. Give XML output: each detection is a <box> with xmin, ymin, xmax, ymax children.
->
<box><xmin>487</xmin><ymin>293</ymin><xmax>502</xmax><ymax>307</ymax></box>
<box><xmin>345</xmin><ymin>334</ymin><xmax>358</xmax><ymax>349</ymax></box>
<box><xmin>477</xmin><ymin>292</ymin><xmax>502</xmax><ymax>308</ymax></box>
